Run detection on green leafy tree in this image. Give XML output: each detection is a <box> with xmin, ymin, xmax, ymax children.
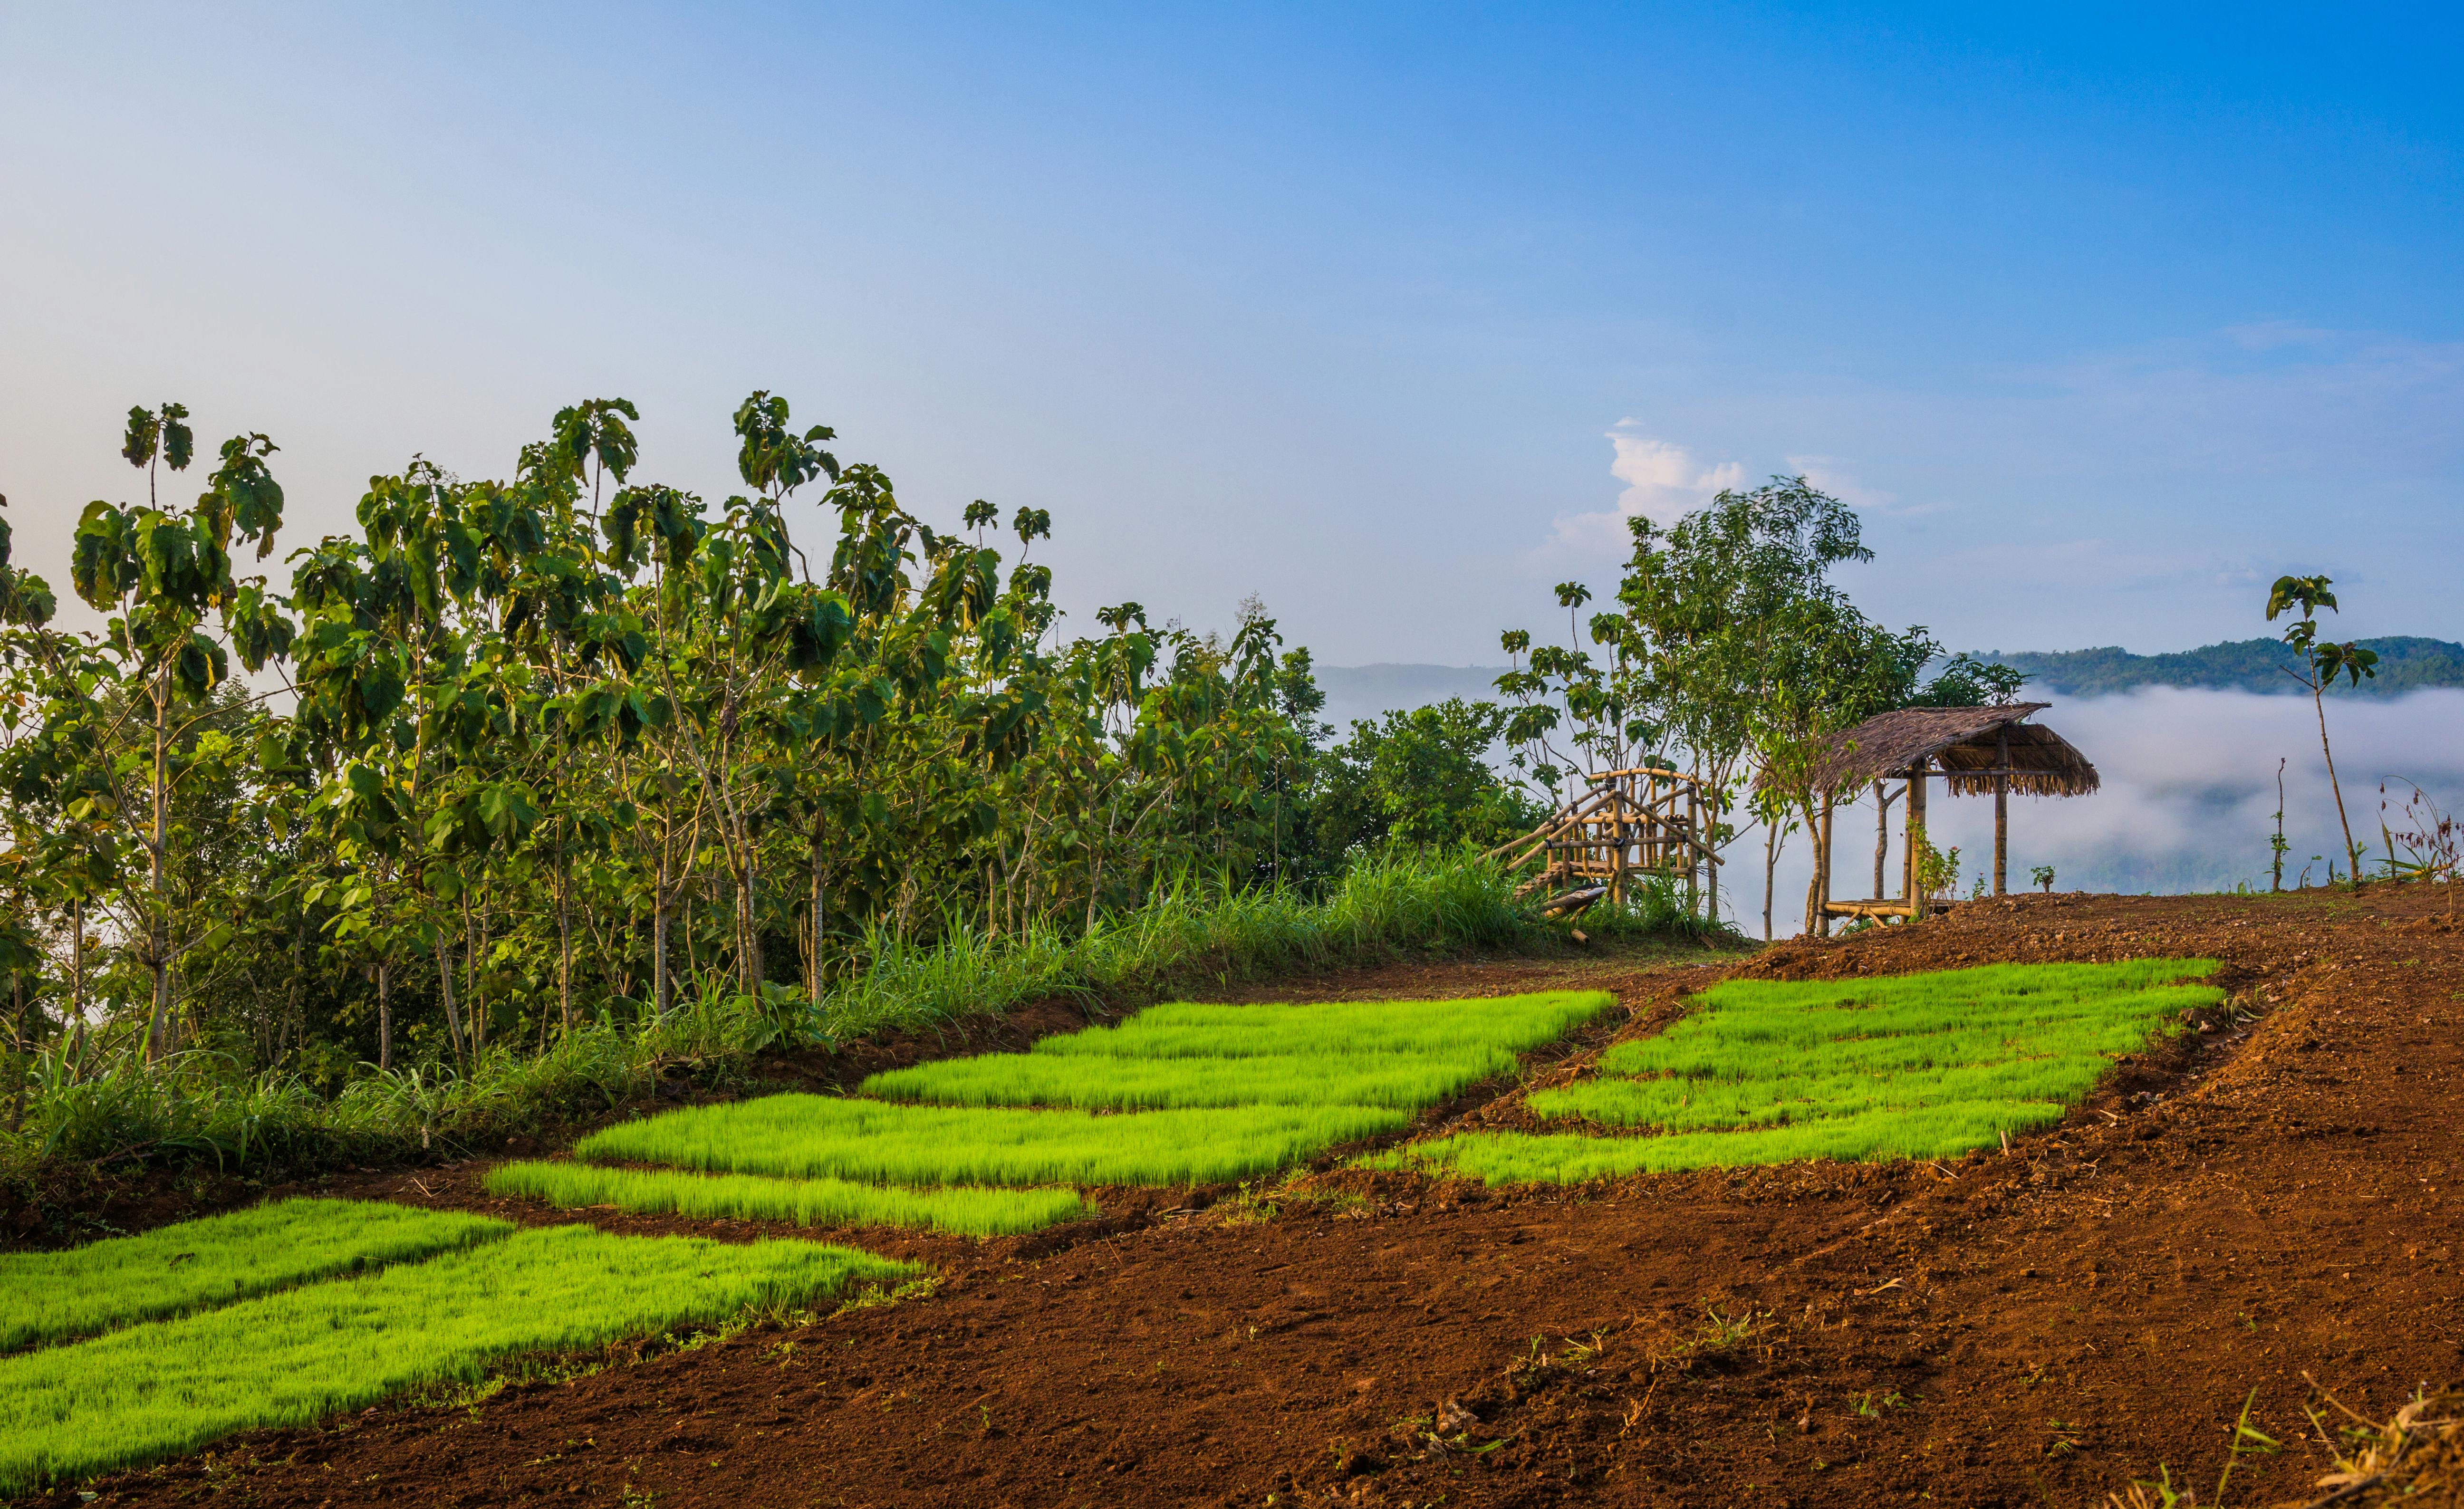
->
<box><xmin>1312</xmin><ymin>699</ymin><xmax>1540</xmax><ymax>858</ymax></box>
<box><xmin>69</xmin><ymin>404</ymin><xmax>290</xmax><ymax>1056</ymax></box>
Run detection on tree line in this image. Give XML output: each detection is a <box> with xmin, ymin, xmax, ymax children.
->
<box><xmin>0</xmin><ymin>396</ymin><xmax>1548</xmax><ymax>1086</ymax></box>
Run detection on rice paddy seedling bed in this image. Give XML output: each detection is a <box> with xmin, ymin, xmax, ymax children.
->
<box><xmin>0</xmin><ymin>1224</ymin><xmax>913</xmax><ymax>1494</ymax></box>
<box><xmin>1381</xmin><ymin>960</ymin><xmax>2219</xmax><ymax>1183</ymax></box>
<box><xmin>860</xmin><ymin>1047</ymin><xmax>1517</xmax><ymax>1111</ymax></box>
<box><xmin>0</xmin><ymin>1199</ymin><xmax>512</xmax><ymax>1354</ymax></box>
<box><xmin>1029</xmin><ymin>991</ymin><xmax>1613</xmax><ymax>1062</ymax></box>
<box><xmin>486</xmin><ymin>1160</ymin><xmax>1093</xmax><ymax>1235</ymax></box>
<box><xmin>860</xmin><ymin>990</ymin><xmax>1612</xmax><ymax>1112</ymax></box>
<box><xmin>577</xmin><ymin>1097</ymin><xmax>1410</xmax><ymax>1189</ymax></box>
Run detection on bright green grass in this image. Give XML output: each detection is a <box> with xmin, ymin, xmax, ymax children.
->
<box><xmin>860</xmin><ymin>1047</ymin><xmax>1518</xmax><ymax>1110</ymax></box>
<box><xmin>1379</xmin><ymin>960</ymin><xmax>2219</xmax><ymax>1184</ymax></box>
<box><xmin>485</xmin><ymin>1160</ymin><xmax>1093</xmax><ymax>1236</ymax></box>
<box><xmin>0</xmin><ymin>1223</ymin><xmax>913</xmax><ymax>1493</ymax></box>
<box><xmin>577</xmin><ymin>1097</ymin><xmax>1410</xmax><ymax>1188</ymax></box>
<box><xmin>0</xmin><ymin>1199</ymin><xmax>511</xmax><ymax>1354</ymax></box>
<box><xmin>1027</xmin><ymin>991</ymin><xmax>1613</xmax><ymax>1061</ymax></box>
<box><xmin>858</xmin><ymin>990</ymin><xmax>1613</xmax><ymax>1111</ymax></box>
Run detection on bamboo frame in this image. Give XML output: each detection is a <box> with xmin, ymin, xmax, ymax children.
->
<box><xmin>1486</xmin><ymin>767</ymin><xmax>1723</xmax><ymax>908</ymax></box>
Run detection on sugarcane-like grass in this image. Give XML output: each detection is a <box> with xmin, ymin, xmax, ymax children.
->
<box><xmin>1380</xmin><ymin>960</ymin><xmax>2219</xmax><ymax>1183</ymax></box>
<box><xmin>485</xmin><ymin>1160</ymin><xmax>1092</xmax><ymax>1235</ymax></box>
<box><xmin>0</xmin><ymin>1199</ymin><xmax>511</xmax><ymax>1354</ymax></box>
<box><xmin>577</xmin><ymin>1098</ymin><xmax>1411</xmax><ymax>1188</ymax></box>
<box><xmin>0</xmin><ymin>1224</ymin><xmax>913</xmax><ymax>1494</ymax></box>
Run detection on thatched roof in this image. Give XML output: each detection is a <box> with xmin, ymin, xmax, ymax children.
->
<box><xmin>1792</xmin><ymin>703</ymin><xmax>2099</xmax><ymax>798</ymax></box>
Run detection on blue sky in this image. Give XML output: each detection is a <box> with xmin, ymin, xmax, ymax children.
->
<box><xmin>3</xmin><ymin>3</ymin><xmax>2457</xmax><ymax>664</ymax></box>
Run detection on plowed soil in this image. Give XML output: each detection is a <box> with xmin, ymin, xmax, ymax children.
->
<box><xmin>29</xmin><ymin>891</ymin><xmax>2464</xmax><ymax>1508</ymax></box>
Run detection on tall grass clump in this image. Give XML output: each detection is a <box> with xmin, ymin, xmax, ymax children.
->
<box><xmin>7</xmin><ymin>849</ymin><xmax>1641</xmax><ymax>1184</ymax></box>
<box><xmin>578</xmin><ymin>1097</ymin><xmax>1411</xmax><ymax>1189</ymax></box>
<box><xmin>0</xmin><ymin>1225</ymin><xmax>914</xmax><ymax>1494</ymax></box>
<box><xmin>807</xmin><ymin>848</ymin><xmax>1544</xmax><ymax>1046</ymax></box>
<box><xmin>1379</xmin><ymin>960</ymin><xmax>2221</xmax><ymax>1184</ymax></box>
<box><xmin>485</xmin><ymin>1160</ymin><xmax>1091</xmax><ymax>1237</ymax></box>
<box><xmin>0</xmin><ymin>1200</ymin><xmax>512</xmax><ymax>1353</ymax></box>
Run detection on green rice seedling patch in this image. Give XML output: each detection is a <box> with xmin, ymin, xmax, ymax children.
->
<box><xmin>484</xmin><ymin>1160</ymin><xmax>1092</xmax><ymax>1236</ymax></box>
<box><xmin>577</xmin><ymin>1098</ymin><xmax>1410</xmax><ymax>1189</ymax></box>
<box><xmin>575</xmin><ymin>991</ymin><xmax>1608</xmax><ymax>1213</ymax></box>
<box><xmin>861</xmin><ymin>1047</ymin><xmax>1516</xmax><ymax>1110</ymax></box>
<box><xmin>0</xmin><ymin>1199</ymin><xmax>511</xmax><ymax>1353</ymax></box>
<box><xmin>859</xmin><ymin>990</ymin><xmax>1612</xmax><ymax>1111</ymax></box>
<box><xmin>1379</xmin><ymin>960</ymin><xmax>2218</xmax><ymax>1183</ymax></box>
<box><xmin>1028</xmin><ymin>990</ymin><xmax>1613</xmax><ymax>1062</ymax></box>
<box><xmin>0</xmin><ymin>1223</ymin><xmax>913</xmax><ymax>1494</ymax></box>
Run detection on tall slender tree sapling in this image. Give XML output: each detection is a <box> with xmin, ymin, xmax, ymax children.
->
<box><xmin>2266</xmin><ymin>575</ymin><xmax>2377</xmax><ymax>889</ymax></box>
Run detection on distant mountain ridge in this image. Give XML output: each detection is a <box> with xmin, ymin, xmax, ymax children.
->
<box><xmin>1990</xmin><ymin>637</ymin><xmax>2464</xmax><ymax>698</ymax></box>
<box><xmin>1315</xmin><ymin>641</ymin><xmax>2464</xmax><ymax>723</ymax></box>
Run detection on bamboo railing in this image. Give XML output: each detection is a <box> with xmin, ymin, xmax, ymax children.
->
<box><xmin>1485</xmin><ymin>767</ymin><xmax>1722</xmax><ymax>912</ymax></box>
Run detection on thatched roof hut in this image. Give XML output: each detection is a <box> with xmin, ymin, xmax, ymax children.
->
<box><xmin>1771</xmin><ymin>703</ymin><xmax>2100</xmax><ymax>924</ymax></box>
<box><xmin>1801</xmin><ymin>702</ymin><xmax>2098</xmax><ymax>797</ymax></box>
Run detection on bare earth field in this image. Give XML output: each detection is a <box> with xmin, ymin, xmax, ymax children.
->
<box><xmin>24</xmin><ymin>888</ymin><xmax>2464</xmax><ymax>1508</ymax></box>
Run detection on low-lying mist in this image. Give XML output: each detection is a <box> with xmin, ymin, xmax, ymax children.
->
<box><xmin>1729</xmin><ymin>689</ymin><xmax>2464</xmax><ymax>937</ymax></box>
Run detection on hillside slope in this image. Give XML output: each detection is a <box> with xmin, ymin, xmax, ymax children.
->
<box><xmin>1992</xmin><ymin>635</ymin><xmax>2464</xmax><ymax>697</ymax></box>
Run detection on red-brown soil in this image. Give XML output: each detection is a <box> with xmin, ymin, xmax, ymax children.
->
<box><xmin>29</xmin><ymin>893</ymin><xmax>2464</xmax><ymax>1508</ymax></box>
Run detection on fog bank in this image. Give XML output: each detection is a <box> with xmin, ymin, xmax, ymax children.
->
<box><xmin>1727</xmin><ymin>688</ymin><xmax>2464</xmax><ymax>937</ymax></box>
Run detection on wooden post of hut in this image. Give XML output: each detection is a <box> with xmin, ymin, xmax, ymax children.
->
<box><xmin>1818</xmin><ymin>793</ymin><xmax>1835</xmax><ymax>935</ymax></box>
<box><xmin>1903</xmin><ymin>756</ymin><xmax>1927</xmax><ymax>903</ymax></box>
<box><xmin>1993</xmin><ymin>727</ymin><xmax>2010</xmax><ymax>895</ymax></box>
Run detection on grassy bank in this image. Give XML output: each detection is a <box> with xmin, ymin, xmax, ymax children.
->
<box><xmin>4</xmin><ymin>852</ymin><xmax>1722</xmax><ymax>1191</ymax></box>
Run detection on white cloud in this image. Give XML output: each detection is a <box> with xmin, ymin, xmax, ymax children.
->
<box><xmin>1527</xmin><ymin>421</ymin><xmax>1742</xmax><ymax>567</ymax></box>
<box><xmin>1607</xmin><ymin>422</ymin><xmax>1742</xmax><ymax>523</ymax></box>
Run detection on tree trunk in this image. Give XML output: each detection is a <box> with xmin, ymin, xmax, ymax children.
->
<box><xmin>433</xmin><ymin>935</ymin><xmax>467</xmax><ymax>1069</ymax></box>
<box><xmin>1761</xmin><ymin>818</ymin><xmax>1777</xmax><ymax>942</ymax></box>
<box><xmin>808</xmin><ymin>824</ymin><xmax>828</xmax><ymax>1006</ymax></box>
<box><xmin>1703</xmin><ymin>786</ymin><xmax>1718</xmax><ymax>923</ymax></box>
<box><xmin>737</xmin><ymin>860</ymin><xmax>761</xmax><ymax>996</ymax></box>
<box><xmin>1873</xmin><ymin>781</ymin><xmax>1889</xmax><ymax>900</ymax></box>
<box><xmin>654</xmin><ymin>877</ymin><xmax>673</xmax><ymax>1019</ymax></box>
<box><xmin>462</xmin><ymin>889</ymin><xmax>482</xmax><ymax>1052</ymax></box>
<box><xmin>70</xmin><ymin>898</ymin><xmax>85</xmax><ymax>1028</ymax></box>
<box><xmin>376</xmin><ymin>961</ymin><xmax>392</xmax><ymax>1071</ymax></box>
<box><xmin>146</xmin><ymin>684</ymin><xmax>173</xmax><ymax>1060</ymax></box>
<box><xmin>1806</xmin><ymin>794</ymin><xmax>1834</xmax><ymax>937</ymax></box>
<box><xmin>556</xmin><ymin>846</ymin><xmax>574</xmax><ymax>1033</ymax></box>
<box><xmin>286</xmin><ymin>905</ymin><xmax>307</xmax><ymax>1063</ymax></box>
<box><xmin>2315</xmin><ymin>682</ymin><xmax>2363</xmax><ymax>886</ymax></box>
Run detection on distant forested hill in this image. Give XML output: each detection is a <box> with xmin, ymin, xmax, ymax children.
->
<box><xmin>1991</xmin><ymin>637</ymin><xmax>2464</xmax><ymax>698</ymax></box>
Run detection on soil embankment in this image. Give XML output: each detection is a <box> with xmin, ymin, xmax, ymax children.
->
<box><xmin>30</xmin><ymin>892</ymin><xmax>2464</xmax><ymax>1507</ymax></box>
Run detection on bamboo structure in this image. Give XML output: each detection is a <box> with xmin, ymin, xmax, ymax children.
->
<box><xmin>1485</xmin><ymin>767</ymin><xmax>1722</xmax><ymax>914</ymax></box>
<box><xmin>1760</xmin><ymin>704</ymin><xmax>2100</xmax><ymax>932</ymax></box>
